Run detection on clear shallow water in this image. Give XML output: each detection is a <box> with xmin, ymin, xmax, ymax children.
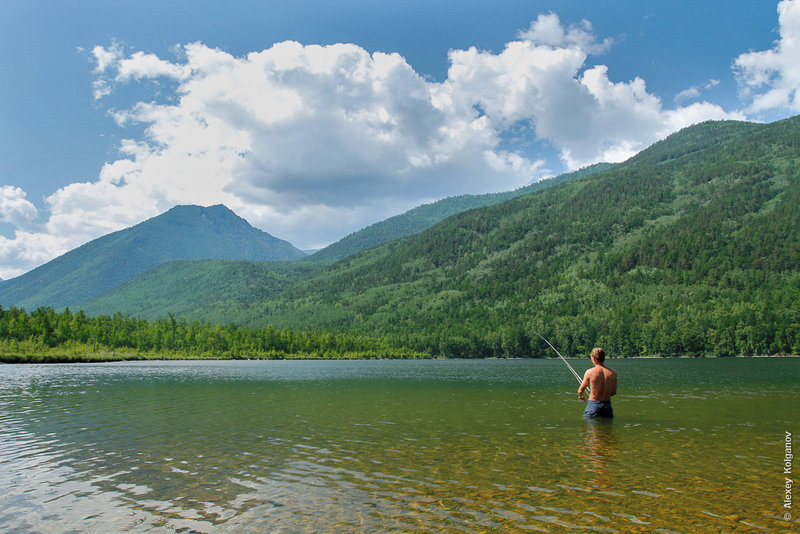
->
<box><xmin>0</xmin><ymin>358</ymin><xmax>797</xmax><ymax>533</ymax></box>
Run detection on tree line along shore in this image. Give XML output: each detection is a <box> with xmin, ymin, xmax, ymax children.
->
<box><xmin>1</xmin><ymin>306</ymin><xmax>796</xmax><ymax>363</ymax></box>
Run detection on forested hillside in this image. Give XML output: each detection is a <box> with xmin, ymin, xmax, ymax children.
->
<box><xmin>308</xmin><ymin>163</ymin><xmax>613</xmax><ymax>263</ymax></box>
<box><xmin>230</xmin><ymin>117</ymin><xmax>800</xmax><ymax>357</ymax></box>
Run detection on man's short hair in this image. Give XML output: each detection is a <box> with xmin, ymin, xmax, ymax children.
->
<box><xmin>590</xmin><ymin>347</ymin><xmax>605</xmax><ymax>362</ymax></box>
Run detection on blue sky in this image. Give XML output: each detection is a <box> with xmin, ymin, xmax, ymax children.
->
<box><xmin>1</xmin><ymin>0</ymin><xmax>798</xmax><ymax>278</ymax></box>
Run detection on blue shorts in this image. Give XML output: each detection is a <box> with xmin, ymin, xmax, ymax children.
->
<box><xmin>584</xmin><ymin>400</ymin><xmax>613</xmax><ymax>418</ymax></box>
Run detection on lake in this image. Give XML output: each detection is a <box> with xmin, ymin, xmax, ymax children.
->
<box><xmin>0</xmin><ymin>358</ymin><xmax>797</xmax><ymax>533</ymax></box>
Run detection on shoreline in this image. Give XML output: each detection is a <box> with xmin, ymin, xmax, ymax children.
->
<box><xmin>2</xmin><ymin>353</ymin><xmax>798</xmax><ymax>364</ymax></box>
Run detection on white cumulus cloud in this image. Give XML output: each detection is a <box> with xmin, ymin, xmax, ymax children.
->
<box><xmin>0</xmin><ymin>13</ymin><xmax>749</xmax><ymax>279</ymax></box>
<box><xmin>444</xmin><ymin>14</ymin><xmax>741</xmax><ymax>169</ymax></box>
<box><xmin>734</xmin><ymin>0</ymin><xmax>800</xmax><ymax>115</ymax></box>
<box><xmin>517</xmin><ymin>13</ymin><xmax>613</xmax><ymax>54</ymax></box>
<box><xmin>0</xmin><ymin>186</ymin><xmax>38</xmax><ymax>227</ymax></box>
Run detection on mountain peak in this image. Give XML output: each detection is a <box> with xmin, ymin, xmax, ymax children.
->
<box><xmin>161</xmin><ymin>204</ymin><xmax>236</xmax><ymax>220</ymax></box>
<box><xmin>167</xmin><ymin>203</ymin><xmax>229</xmax><ymax>214</ymax></box>
<box><xmin>0</xmin><ymin>204</ymin><xmax>307</xmax><ymax>310</ymax></box>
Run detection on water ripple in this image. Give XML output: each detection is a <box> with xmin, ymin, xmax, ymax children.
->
<box><xmin>0</xmin><ymin>359</ymin><xmax>796</xmax><ymax>532</ymax></box>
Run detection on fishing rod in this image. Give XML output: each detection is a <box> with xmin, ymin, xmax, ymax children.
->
<box><xmin>533</xmin><ymin>333</ymin><xmax>585</xmax><ymax>388</ymax></box>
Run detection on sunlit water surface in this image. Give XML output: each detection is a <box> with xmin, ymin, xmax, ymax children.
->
<box><xmin>0</xmin><ymin>358</ymin><xmax>797</xmax><ymax>533</ymax></box>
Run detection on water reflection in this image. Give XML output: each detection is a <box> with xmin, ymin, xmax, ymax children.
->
<box><xmin>0</xmin><ymin>359</ymin><xmax>797</xmax><ymax>533</ymax></box>
<box><xmin>580</xmin><ymin>418</ymin><xmax>618</xmax><ymax>491</ymax></box>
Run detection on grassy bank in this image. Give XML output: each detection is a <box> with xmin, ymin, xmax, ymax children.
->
<box><xmin>0</xmin><ymin>339</ymin><xmax>428</xmax><ymax>363</ymax></box>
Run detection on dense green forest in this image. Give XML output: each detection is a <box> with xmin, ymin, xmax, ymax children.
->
<box><xmin>0</xmin><ymin>306</ymin><xmax>424</xmax><ymax>362</ymax></box>
<box><xmin>221</xmin><ymin>117</ymin><xmax>800</xmax><ymax>358</ymax></box>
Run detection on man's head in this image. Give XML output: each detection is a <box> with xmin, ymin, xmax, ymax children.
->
<box><xmin>590</xmin><ymin>347</ymin><xmax>605</xmax><ymax>363</ymax></box>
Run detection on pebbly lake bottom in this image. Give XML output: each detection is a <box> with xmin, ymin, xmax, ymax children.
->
<box><xmin>0</xmin><ymin>358</ymin><xmax>797</xmax><ymax>533</ymax></box>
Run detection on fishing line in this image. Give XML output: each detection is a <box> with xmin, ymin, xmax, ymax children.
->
<box><xmin>533</xmin><ymin>333</ymin><xmax>585</xmax><ymax>388</ymax></box>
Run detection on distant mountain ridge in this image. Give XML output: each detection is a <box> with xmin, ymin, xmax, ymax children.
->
<box><xmin>82</xmin><ymin>164</ymin><xmax>612</xmax><ymax>319</ymax></box>
<box><xmin>0</xmin><ymin>204</ymin><xmax>306</xmax><ymax>310</ymax></box>
<box><xmin>308</xmin><ymin>163</ymin><xmax>614</xmax><ymax>263</ymax></box>
<box><xmin>2</xmin><ymin>164</ymin><xmax>610</xmax><ymax>314</ymax></box>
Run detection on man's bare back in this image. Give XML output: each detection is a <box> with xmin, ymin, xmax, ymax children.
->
<box><xmin>578</xmin><ymin>347</ymin><xmax>617</xmax><ymax>418</ymax></box>
<box><xmin>580</xmin><ymin>364</ymin><xmax>617</xmax><ymax>401</ymax></box>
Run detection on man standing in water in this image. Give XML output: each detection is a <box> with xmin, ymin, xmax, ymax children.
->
<box><xmin>578</xmin><ymin>347</ymin><xmax>617</xmax><ymax>418</ymax></box>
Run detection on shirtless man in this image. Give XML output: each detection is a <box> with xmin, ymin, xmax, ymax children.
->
<box><xmin>578</xmin><ymin>347</ymin><xmax>617</xmax><ymax>418</ymax></box>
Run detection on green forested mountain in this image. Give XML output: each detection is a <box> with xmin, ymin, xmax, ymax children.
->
<box><xmin>81</xmin><ymin>164</ymin><xmax>610</xmax><ymax>319</ymax></box>
<box><xmin>0</xmin><ymin>204</ymin><xmax>307</xmax><ymax>310</ymax></box>
<box><xmin>225</xmin><ymin>117</ymin><xmax>800</xmax><ymax>357</ymax></box>
<box><xmin>307</xmin><ymin>163</ymin><xmax>614</xmax><ymax>263</ymax></box>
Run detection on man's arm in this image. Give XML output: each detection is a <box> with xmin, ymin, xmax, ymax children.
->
<box><xmin>608</xmin><ymin>370</ymin><xmax>617</xmax><ymax>397</ymax></box>
<box><xmin>578</xmin><ymin>369</ymin><xmax>590</xmax><ymax>402</ymax></box>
